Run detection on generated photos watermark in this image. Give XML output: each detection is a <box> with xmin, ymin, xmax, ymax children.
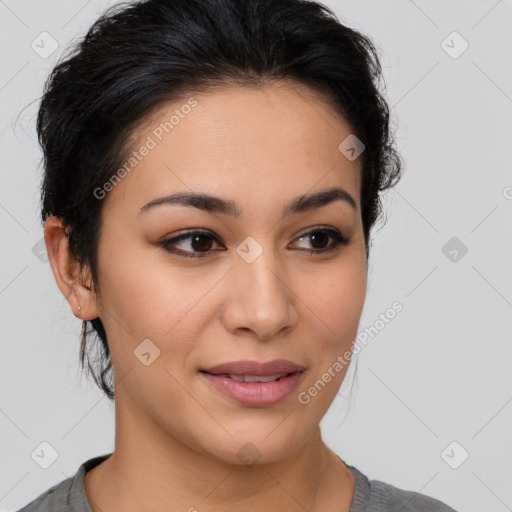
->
<box><xmin>298</xmin><ymin>300</ymin><xmax>403</xmax><ymax>405</ymax></box>
<box><xmin>93</xmin><ymin>97</ymin><xmax>198</xmax><ymax>200</ymax></box>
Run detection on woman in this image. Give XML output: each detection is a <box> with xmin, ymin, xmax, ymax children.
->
<box><xmin>19</xmin><ymin>0</ymin><xmax>457</xmax><ymax>510</ymax></box>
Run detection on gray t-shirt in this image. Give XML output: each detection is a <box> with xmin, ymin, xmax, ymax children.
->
<box><xmin>16</xmin><ymin>453</ymin><xmax>457</xmax><ymax>511</ymax></box>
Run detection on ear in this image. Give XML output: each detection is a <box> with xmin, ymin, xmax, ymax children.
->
<box><xmin>44</xmin><ymin>216</ymin><xmax>101</xmax><ymax>321</ymax></box>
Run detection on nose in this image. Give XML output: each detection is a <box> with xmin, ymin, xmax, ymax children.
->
<box><xmin>220</xmin><ymin>245</ymin><xmax>298</xmax><ymax>341</ymax></box>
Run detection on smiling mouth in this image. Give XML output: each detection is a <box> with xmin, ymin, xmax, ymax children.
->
<box><xmin>200</xmin><ymin>358</ymin><xmax>305</xmax><ymax>377</ymax></box>
<box><xmin>201</xmin><ymin>371</ymin><xmax>296</xmax><ymax>382</ymax></box>
<box><xmin>199</xmin><ymin>361</ymin><xmax>305</xmax><ymax>407</ymax></box>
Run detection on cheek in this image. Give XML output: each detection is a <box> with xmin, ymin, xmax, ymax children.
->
<box><xmin>296</xmin><ymin>267</ymin><xmax>364</xmax><ymax>411</ymax></box>
<box><xmin>95</xmin><ymin>240</ymin><xmax>225</xmax><ymax>374</ymax></box>
<box><xmin>329</xmin><ymin>278</ymin><xmax>366</xmax><ymax>342</ymax></box>
<box><xmin>296</xmin><ymin>258</ymin><xmax>366</xmax><ymax>348</ymax></box>
<box><xmin>97</xmin><ymin>235</ymin><xmax>207</xmax><ymax>334</ymax></box>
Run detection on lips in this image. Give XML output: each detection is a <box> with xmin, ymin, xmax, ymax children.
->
<box><xmin>200</xmin><ymin>359</ymin><xmax>305</xmax><ymax>407</ymax></box>
<box><xmin>201</xmin><ymin>359</ymin><xmax>305</xmax><ymax>377</ymax></box>
<box><xmin>222</xmin><ymin>373</ymin><xmax>288</xmax><ymax>383</ymax></box>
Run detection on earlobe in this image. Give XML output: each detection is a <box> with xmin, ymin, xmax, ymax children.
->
<box><xmin>44</xmin><ymin>216</ymin><xmax>100</xmax><ymax>321</ymax></box>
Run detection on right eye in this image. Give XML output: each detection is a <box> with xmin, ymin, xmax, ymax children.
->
<box><xmin>158</xmin><ymin>230</ymin><xmax>225</xmax><ymax>258</ymax></box>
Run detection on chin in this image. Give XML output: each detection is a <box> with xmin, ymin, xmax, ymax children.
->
<box><xmin>198</xmin><ymin>423</ymin><xmax>313</xmax><ymax>467</ymax></box>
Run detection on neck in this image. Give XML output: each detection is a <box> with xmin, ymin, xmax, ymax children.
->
<box><xmin>84</xmin><ymin>391</ymin><xmax>354</xmax><ymax>511</ymax></box>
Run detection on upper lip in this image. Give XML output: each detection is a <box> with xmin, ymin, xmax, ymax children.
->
<box><xmin>201</xmin><ymin>359</ymin><xmax>305</xmax><ymax>376</ymax></box>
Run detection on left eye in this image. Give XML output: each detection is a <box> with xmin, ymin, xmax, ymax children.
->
<box><xmin>291</xmin><ymin>228</ymin><xmax>348</xmax><ymax>254</ymax></box>
<box><xmin>159</xmin><ymin>228</ymin><xmax>348</xmax><ymax>258</ymax></box>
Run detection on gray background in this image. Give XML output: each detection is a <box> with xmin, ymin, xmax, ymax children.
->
<box><xmin>1</xmin><ymin>1</ymin><xmax>511</xmax><ymax>511</ymax></box>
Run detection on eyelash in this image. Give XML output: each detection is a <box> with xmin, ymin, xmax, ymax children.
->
<box><xmin>158</xmin><ymin>227</ymin><xmax>349</xmax><ymax>258</ymax></box>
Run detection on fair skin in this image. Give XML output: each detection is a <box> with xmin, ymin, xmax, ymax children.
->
<box><xmin>45</xmin><ymin>80</ymin><xmax>367</xmax><ymax>511</ymax></box>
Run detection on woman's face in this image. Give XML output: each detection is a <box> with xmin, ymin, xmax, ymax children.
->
<box><xmin>93</xmin><ymin>81</ymin><xmax>367</xmax><ymax>465</ymax></box>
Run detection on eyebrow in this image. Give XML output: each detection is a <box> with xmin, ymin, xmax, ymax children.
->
<box><xmin>139</xmin><ymin>186</ymin><xmax>357</xmax><ymax>218</ymax></box>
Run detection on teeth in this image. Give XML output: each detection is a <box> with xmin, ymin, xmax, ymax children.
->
<box><xmin>227</xmin><ymin>373</ymin><xmax>285</xmax><ymax>383</ymax></box>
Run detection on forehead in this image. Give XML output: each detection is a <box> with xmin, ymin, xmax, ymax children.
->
<box><xmin>103</xmin><ymin>80</ymin><xmax>362</xmax><ymax>217</ymax></box>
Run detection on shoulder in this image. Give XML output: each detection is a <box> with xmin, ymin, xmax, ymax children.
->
<box><xmin>15</xmin><ymin>453</ymin><xmax>112</xmax><ymax>512</ymax></box>
<box><xmin>347</xmin><ymin>463</ymin><xmax>458</xmax><ymax>512</ymax></box>
<box><xmin>15</xmin><ymin>476</ymin><xmax>74</xmax><ymax>512</ymax></box>
<box><xmin>367</xmin><ymin>478</ymin><xmax>458</xmax><ymax>511</ymax></box>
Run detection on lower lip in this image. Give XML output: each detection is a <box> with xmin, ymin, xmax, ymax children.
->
<box><xmin>200</xmin><ymin>371</ymin><xmax>303</xmax><ymax>407</ymax></box>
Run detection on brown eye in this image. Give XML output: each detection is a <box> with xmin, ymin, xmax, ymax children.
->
<box><xmin>188</xmin><ymin>233</ymin><xmax>214</xmax><ymax>252</ymax></box>
<box><xmin>291</xmin><ymin>228</ymin><xmax>348</xmax><ymax>255</ymax></box>
<box><xmin>159</xmin><ymin>227</ymin><xmax>348</xmax><ymax>259</ymax></box>
<box><xmin>159</xmin><ymin>230</ymin><xmax>224</xmax><ymax>258</ymax></box>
